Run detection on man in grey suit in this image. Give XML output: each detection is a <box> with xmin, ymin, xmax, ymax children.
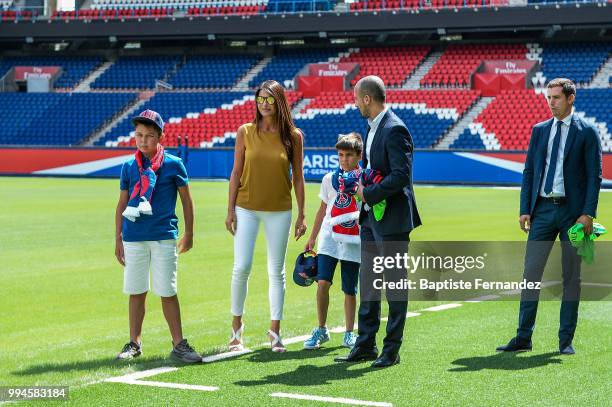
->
<box><xmin>497</xmin><ymin>78</ymin><xmax>602</xmax><ymax>355</ymax></box>
<box><xmin>335</xmin><ymin>76</ymin><xmax>421</xmax><ymax>368</ymax></box>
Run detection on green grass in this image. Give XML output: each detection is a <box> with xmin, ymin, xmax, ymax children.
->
<box><xmin>0</xmin><ymin>177</ymin><xmax>610</xmax><ymax>406</ymax></box>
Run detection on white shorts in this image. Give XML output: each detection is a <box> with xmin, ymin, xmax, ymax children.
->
<box><xmin>122</xmin><ymin>240</ymin><xmax>178</xmax><ymax>297</ymax></box>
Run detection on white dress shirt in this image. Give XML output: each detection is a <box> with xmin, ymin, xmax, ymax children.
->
<box><xmin>365</xmin><ymin>107</ymin><xmax>388</xmax><ymax>169</ymax></box>
<box><xmin>540</xmin><ymin>113</ymin><xmax>572</xmax><ymax>198</ymax></box>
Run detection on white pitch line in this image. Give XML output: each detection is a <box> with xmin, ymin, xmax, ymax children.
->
<box><xmin>421</xmin><ymin>303</ymin><xmax>462</xmax><ymax>312</ymax></box>
<box><xmin>464</xmin><ymin>295</ymin><xmax>501</xmax><ymax>303</ymax></box>
<box><xmin>118</xmin><ymin>380</ymin><xmax>218</xmax><ymax>392</ymax></box>
<box><xmin>203</xmin><ymin>349</ymin><xmax>252</xmax><ymax>363</ymax></box>
<box><xmin>382</xmin><ymin>311</ymin><xmax>421</xmax><ymax>321</ymax></box>
<box><xmin>271</xmin><ymin>392</ymin><xmax>392</xmax><ymax>407</ymax></box>
<box><xmin>282</xmin><ymin>334</ymin><xmax>315</xmax><ymax>345</ymax></box>
<box><xmin>582</xmin><ymin>282</ymin><xmax>612</xmax><ymax>288</ymax></box>
<box><xmin>104</xmin><ymin>367</ymin><xmax>178</xmax><ymax>382</ymax></box>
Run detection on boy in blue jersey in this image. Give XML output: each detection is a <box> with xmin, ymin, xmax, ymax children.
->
<box><xmin>114</xmin><ymin>110</ymin><xmax>200</xmax><ymax>363</ymax></box>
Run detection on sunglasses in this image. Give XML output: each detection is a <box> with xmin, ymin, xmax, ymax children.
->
<box><xmin>256</xmin><ymin>96</ymin><xmax>276</xmax><ymax>105</ymax></box>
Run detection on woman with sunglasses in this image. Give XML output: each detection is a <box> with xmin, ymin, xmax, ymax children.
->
<box><xmin>225</xmin><ymin>80</ymin><xmax>307</xmax><ymax>353</ymax></box>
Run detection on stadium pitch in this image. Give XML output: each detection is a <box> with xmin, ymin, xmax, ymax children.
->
<box><xmin>1</xmin><ymin>178</ymin><xmax>610</xmax><ymax>406</ymax></box>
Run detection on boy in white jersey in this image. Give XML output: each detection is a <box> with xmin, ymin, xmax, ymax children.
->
<box><xmin>304</xmin><ymin>133</ymin><xmax>363</xmax><ymax>349</ymax></box>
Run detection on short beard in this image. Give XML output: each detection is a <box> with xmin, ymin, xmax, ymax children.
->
<box><xmin>360</xmin><ymin>106</ymin><xmax>369</xmax><ymax>119</ymax></box>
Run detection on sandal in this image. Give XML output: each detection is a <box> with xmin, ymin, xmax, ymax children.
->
<box><xmin>228</xmin><ymin>324</ymin><xmax>244</xmax><ymax>352</ymax></box>
<box><xmin>268</xmin><ymin>329</ymin><xmax>287</xmax><ymax>353</ymax></box>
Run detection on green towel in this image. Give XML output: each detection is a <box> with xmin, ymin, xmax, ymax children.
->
<box><xmin>372</xmin><ymin>200</ymin><xmax>386</xmax><ymax>222</ymax></box>
<box><xmin>355</xmin><ymin>196</ymin><xmax>386</xmax><ymax>222</ymax></box>
<box><xmin>567</xmin><ymin>222</ymin><xmax>607</xmax><ymax>264</ymax></box>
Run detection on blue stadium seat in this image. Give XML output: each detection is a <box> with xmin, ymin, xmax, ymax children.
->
<box><xmin>450</xmin><ymin>129</ymin><xmax>486</xmax><ymax>150</ymax></box>
<box><xmin>575</xmin><ymin>88</ymin><xmax>612</xmax><ymax>129</ymax></box>
<box><xmin>265</xmin><ymin>0</ymin><xmax>335</xmax><ymax>13</ymax></box>
<box><xmin>540</xmin><ymin>43</ymin><xmax>611</xmax><ymax>85</ymax></box>
<box><xmin>0</xmin><ymin>92</ymin><xmax>136</xmax><ymax>146</ymax></box>
<box><xmin>293</xmin><ymin>107</ymin><xmax>453</xmax><ymax>149</ymax></box>
<box><xmin>167</xmin><ymin>55</ymin><xmax>261</xmax><ymax>89</ymax></box>
<box><xmin>91</xmin><ymin>56</ymin><xmax>181</xmax><ymax>89</ymax></box>
<box><xmin>0</xmin><ymin>56</ymin><xmax>103</xmax><ymax>89</ymax></box>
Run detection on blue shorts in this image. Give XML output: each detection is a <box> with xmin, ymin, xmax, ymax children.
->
<box><xmin>316</xmin><ymin>254</ymin><xmax>359</xmax><ymax>296</ymax></box>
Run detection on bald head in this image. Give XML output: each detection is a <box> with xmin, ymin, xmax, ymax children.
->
<box><xmin>355</xmin><ymin>75</ymin><xmax>386</xmax><ymax>104</ymax></box>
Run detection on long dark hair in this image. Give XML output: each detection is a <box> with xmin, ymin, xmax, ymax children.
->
<box><xmin>254</xmin><ymin>80</ymin><xmax>298</xmax><ymax>162</ymax></box>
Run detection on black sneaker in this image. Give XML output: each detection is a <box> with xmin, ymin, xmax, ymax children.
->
<box><xmin>170</xmin><ymin>339</ymin><xmax>202</xmax><ymax>363</ymax></box>
<box><xmin>117</xmin><ymin>341</ymin><xmax>142</xmax><ymax>360</ymax></box>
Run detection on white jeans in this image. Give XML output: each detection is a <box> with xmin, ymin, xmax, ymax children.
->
<box><xmin>231</xmin><ymin>206</ymin><xmax>292</xmax><ymax>320</ymax></box>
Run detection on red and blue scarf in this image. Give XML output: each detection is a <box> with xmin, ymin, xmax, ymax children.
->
<box><xmin>122</xmin><ymin>144</ymin><xmax>165</xmax><ymax>222</ymax></box>
<box><xmin>329</xmin><ymin>168</ymin><xmax>361</xmax><ymax>244</ymax></box>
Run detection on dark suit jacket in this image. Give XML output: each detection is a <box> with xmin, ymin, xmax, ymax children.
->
<box><xmin>360</xmin><ymin>109</ymin><xmax>422</xmax><ymax>235</ymax></box>
<box><xmin>520</xmin><ymin>115</ymin><xmax>602</xmax><ymax>219</ymax></box>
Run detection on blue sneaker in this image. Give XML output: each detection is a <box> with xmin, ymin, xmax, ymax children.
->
<box><xmin>303</xmin><ymin>327</ymin><xmax>330</xmax><ymax>350</ymax></box>
<box><xmin>343</xmin><ymin>331</ymin><xmax>357</xmax><ymax>348</ymax></box>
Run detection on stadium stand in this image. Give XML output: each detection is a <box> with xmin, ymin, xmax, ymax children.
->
<box><xmin>452</xmin><ymin>88</ymin><xmax>612</xmax><ymax>151</ymax></box>
<box><xmin>339</xmin><ymin>46</ymin><xmax>431</xmax><ymax>87</ymax></box>
<box><xmin>421</xmin><ymin>44</ymin><xmax>528</xmax><ymax>87</ymax></box>
<box><xmin>114</xmin><ymin>91</ymin><xmax>303</xmax><ymax>148</ymax></box>
<box><xmin>349</xmin><ymin>0</ymin><xmax>491</xmax><ymax>11</ymax></box>
<box><xmin>248</xmin><ymin>49</ymin><xmax>345</xmax><ymax>87</ymax></box>
<box><xmin>539</xmin><ymin>43</ymin><xmax>611</xmax><ymax>86</ymax></box>
<box><xmin>0</xmin><ymin>93</ymin><xmax>136</xmax><ymax>146</ymax></box>
<box><xmin>97</xmin><ymin>91</ymin><xmax>251</xmax><ymax>146</ymax></box>
<box><xmin>0</xmin><ymin>0</ymin><xmax>608</xmax><ymax>21</ymax></box>
<box><xmin>575</xmin><ymin>88</ymin><xmax>612</xmax><ymax>130</ymax></box>
<box><xmin>167</xmin><ymin>55</ymin><xmax>261</xmax><ymax>89</ymax></box>
<box><xmin>90</xmin><ymin>56</ymin><xmax>181</xmax><ymax>89</ymax></box>
<box><xmin>1</xmin><ymin>42</ymin><xmax>610</xmax><ymax>152</ymax></box>
<box><xmin>0</xmin><ymin>56</ymin><xmax>103</xmax><ymax>89</ymax></box>
<box><xmin>97</xmin><ymin>89</ymin><xmax>479</xmax><ymax>149</ymax></box>
<box><xmin>265</xmin><ymin>0</ymin><xmax>334</xmax><ymax>12</ymax></box>
<box><xmin>456</xmin><ymin>89</ymin><xmax>550</xmax><ymax>150</ymax></box>
<box><xmin>187</xmin><ymin>1</ymin><xmax>266</xmax><ymax>16</ymax></box>
<box><xmin>291</xmin><ymin>90</ymin><xmax>479</xmax><ymax>149</ymax></box>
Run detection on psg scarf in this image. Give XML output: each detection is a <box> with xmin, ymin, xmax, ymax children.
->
<box><xmin>122</xmin><ymin>144</ymin><xmax>165</xmax><ymax>222</ymax></box>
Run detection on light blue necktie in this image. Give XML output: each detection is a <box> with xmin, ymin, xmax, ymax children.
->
<box><xmin>544</xmin><ymin>121</ymin><xmax>563</xmax><ymax>196</ymax></box>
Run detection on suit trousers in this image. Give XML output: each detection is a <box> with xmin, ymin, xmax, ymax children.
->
<box><xmin>354</xmin><ymin>211</ymin><xmax>410</xmax><ymax>356</ymax></box>
<box><xmin>517</xmin><ymin>198</ymin><xmax>582</xmax><ymax>346</ymax></box>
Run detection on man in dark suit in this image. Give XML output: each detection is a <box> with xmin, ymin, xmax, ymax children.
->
<box><xmin>335</xmin><ymin>75</ymin><xmax>421</xmax><ymax>368</ymax></box>
<box><xmin>497</xmin><ymin>78</ymin><xmax>602</xmax><ymax>355</ymax></box>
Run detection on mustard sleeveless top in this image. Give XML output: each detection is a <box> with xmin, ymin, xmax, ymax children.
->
<box><xmin>236</xmin><ymin>123</ymin><xmax>292</xmax><ymax>211</ymax></box>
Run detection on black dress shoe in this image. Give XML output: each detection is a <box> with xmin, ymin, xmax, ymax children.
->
<box><xmin>371</xmin><ymin>353</ymin><xmax>400</xmax><ymax>368</ymax></box>
<box><xmin>559</xmin><ymin>344</ymin><xmax>575</xmax><ymax>355</ymax></box>
<box><xmin>496</xmin><ymin>337</ymin><xmax>532</xmax><ymax>352</ymax></box>
<box><xmin>334</xmin><ymin>346</ymin><xmax>378</xmax><ymax>362</ymax></box>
